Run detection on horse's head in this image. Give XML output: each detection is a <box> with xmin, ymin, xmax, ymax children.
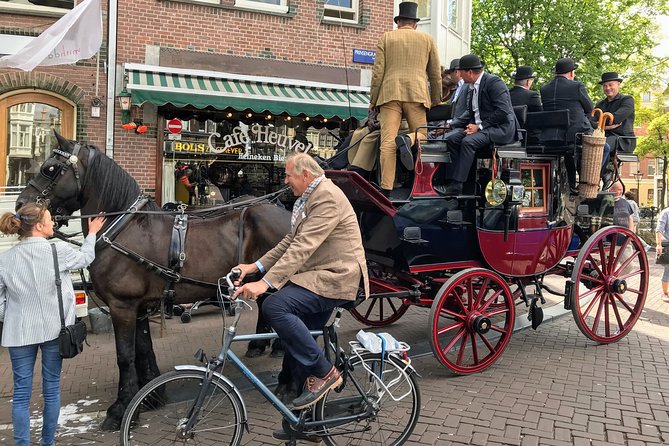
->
<box><xmin>16</xmin><ymin>131</ymin><xmax>94</xmax><ymax>220</ymax></box>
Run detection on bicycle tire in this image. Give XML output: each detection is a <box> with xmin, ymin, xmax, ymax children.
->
<box><xmin>119</xmin><ymin>369</ymin><xmax>245</xmax><ymax>446</ymax></box>
<box><xmin>314</xmin><ymin>352</ymin><xmax>420</xmax><ymax>445</ymax></box>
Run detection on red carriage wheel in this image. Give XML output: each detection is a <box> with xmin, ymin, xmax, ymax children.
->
<box><xmin>429</xmin><ymin>268</ymin><xmax>515</xmax><ymax>374</ymax></box>
<box><xmin>349</xmin><ymin>278</ymin><xmax>410</xmax><ymax>327</ymax></box>
<box><xmin>571</xmin><ymin>226</ymin><xmax>648</xmax><ymax>343</ymax></box>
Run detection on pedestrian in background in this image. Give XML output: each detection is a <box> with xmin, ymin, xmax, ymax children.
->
<box><xmin>0</xmin><ymin>203</ymin><xmax>105</xmax><ymax>446</ymax></box>
<box><xmin>655</xmin><ymin>205</ymin><xmax>669</xmax><ymax>302</ymax></box>
<box><xmin>624</xmin><ymin>191</ymin><xmax>640</xmax><ymax>231</ymax></box>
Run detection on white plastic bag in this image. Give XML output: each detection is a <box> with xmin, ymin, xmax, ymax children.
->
<box><xmin>355</xmin><ymin>330</ymin><xmax>402</xmax><ymax>353</ymax></box>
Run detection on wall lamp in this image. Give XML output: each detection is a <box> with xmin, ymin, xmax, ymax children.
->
<box><xmin>117</xmin><ymin>89</ymin><xmax>132</xmax><ymax>124</ymax></box>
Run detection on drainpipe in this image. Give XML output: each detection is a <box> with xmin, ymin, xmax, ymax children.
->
<box><xmin>105</xmin><ymin>0</ymin><xmax>118</xmax><ymax>158</ymax></box>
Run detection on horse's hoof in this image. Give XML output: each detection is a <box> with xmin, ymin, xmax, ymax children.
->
<box><xmin>245</xmin><ymin>347</ymin><xmax>265</xmax><ymax>358</ymax></box>
<box><xmin>100</xmin><ymin>416</ymin><xmax>121</xmax><ymax>431</ymax></box>
<box><xmin>269</xmin><ymin>348</ymin><xmax>285</xmax><ymax>358</ymax></box>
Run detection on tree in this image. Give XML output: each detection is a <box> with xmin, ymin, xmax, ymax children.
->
<box><xmin>472</xmin><ymin>0</ymin><xmax>669</xmax><ymax>98</ymax></box>
<box><xmin>637</xmin><ymin>113</ymin><xmax>669</xmax><ymax>206</ymax></box>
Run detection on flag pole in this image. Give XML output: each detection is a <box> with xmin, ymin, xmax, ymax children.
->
<box><xmin>105</xmin><ymin>0</ymin><xmax>118</xmax><ymax>157</ymax></box>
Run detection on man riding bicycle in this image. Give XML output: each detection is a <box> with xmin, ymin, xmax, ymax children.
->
<box><xmin>233</xmin><ymin>153</ymin><xmax>369</xmax><ymax>415</ymax></box>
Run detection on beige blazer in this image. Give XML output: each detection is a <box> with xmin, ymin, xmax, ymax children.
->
<box><xmin>370</xmin><ymin>25</ymin><xmax>442</xmax><ymax>109</ymax></box>
<box><xmin>259</xmin><ymin>179</ymin><xmax>369</xmax><ymax>301</ymax></box>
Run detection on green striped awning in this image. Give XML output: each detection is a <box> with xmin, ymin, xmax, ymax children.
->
<box><xmin>124</xmin><ymin>63</ymin><xmax>370</xmax><ymax>120</ymax></box>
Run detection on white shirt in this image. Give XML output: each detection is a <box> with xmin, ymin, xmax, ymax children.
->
<box><xmin>0</xmin><ymin>235</ymin><xmax>96</xmax><ymax>347</ymax></box>
<box><xmin>471</xmin><ymin>72</ymin><xmax>484</xmax><ymax>126</ymax></box>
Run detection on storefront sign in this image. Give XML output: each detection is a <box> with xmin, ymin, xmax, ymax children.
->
<box><xmin>208</xmin><ymin>124</ymin><xmax>313</xmax><ymax>158</ymax></box>
<box><xmin>353</xmin><ymin>49</ymin><xmax>376</xmax><ymax>64</ymax></box>
<box><xmin>167</xmin><ymin>141</ymin><xmax>243</xmax><ymax>155</ymax></box>
<box><xmin>167</xmin><ymin>118</ymin><xmax>183</xmax><ymax>134</ymax></box>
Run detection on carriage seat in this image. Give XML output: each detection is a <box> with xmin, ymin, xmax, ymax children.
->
<box><xmin>476</xmin><ymin>105</ymin><xmax>528</xmax><ymax>160</ymax></box>
<box><xmin>524</xmin><ymin>109</ymin><xmax>571</xmax><ymax>155</ymax></box>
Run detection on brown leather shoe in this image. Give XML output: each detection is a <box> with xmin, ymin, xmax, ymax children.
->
<box><xmin>292</xmin><ymin>366</ymin><xmax>342</xmax><ymax>410</ymax></box>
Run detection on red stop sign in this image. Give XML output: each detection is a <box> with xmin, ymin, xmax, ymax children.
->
<box><xmin>167</xmin><ymin>118</ymin><xmax>183</xmax><ymax>134</ymax></box>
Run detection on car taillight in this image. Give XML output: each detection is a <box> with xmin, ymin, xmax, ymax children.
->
<box><xmin>75</xmin><ymin>292</ymin><xmax>87</xmax><ymax>306</ymax></box>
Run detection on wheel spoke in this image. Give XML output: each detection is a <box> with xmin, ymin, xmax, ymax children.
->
<box><xmin>439</xmin><ymin>307</ymin><xmax>466</xmax><ymax>321</ymax></box>
<box><xmin>611</xmin><ymin>237</ymin><xmax>631</xmax><ymax>272</ymax></box>
<box><xmin>466</xmin><ymin>279</ymin><xmax>474</xmax><ymax>310</ymax></box>
<box><xmin>441</xmin><ymin>327</ymin><xmax>465</xmax><ymax>355</ymax></box>
<box><xmin>489</xmin><ymin>324</ymin><xmax>508</xmax><ymax>334</ymax></box>
<box><xmin>607</xmin><ymin>234</ymin><xmax>617</xmax><ymax>273</ymax></box>
<box><xmin>483</xmin><ymin>307</ymin><xmax>509</xmax><ymax>318</ymax></box>
<box><xmin>471</xmin><ymin>330</ymin><xmax>479</xmax><ymax>364</ymax></box>
<box><xmin>617</xmin><ymin>269</ymin><xmax>643</xmax><ymax>281</ymax></box>
<box><xmin>579</xmin><ymin>284</ymin><xmax>604</xmax><ymax>300</ymax></box>
<box><xmin>379</xmin><ymin>298</ymin><xmax>384</xmax><ymax>321</ymax></box>
<box><xmin>452</xmin><ymin>288</ymin><xmax>469</xmax><ymax>314</ymax></box>
<box><xmin>586</xmin><ymin>253</ymin><xmax>606</xmax><ymax>280</ymax></box>
<box><xmin>605</xmin><ymin>293</ymin><xmax>611</xmax><ymax>338</ymax></box>
<box><xmin>473</xmin><ymin>277</ymin><xmax>489</xmax><ymax>309</ymax></box>
<box><xmin>612</xmin><ymin>293</ymin><xmax>635</xmax><ymax>313</ymax></box>
<box><xmin>582</xmin><ymin>289</ymin><xmax>604</xmax><ymax>317</ymax></box>
<box><xmin>456</xmin><ymin>331</ymin><xmax>469</xmax><ymax>365</ymax></box>
<box><xmin>364</xmin><ymin>298</ymin><xmax>377</xmax><ymax>320</ymax></box>
<box><xmin>387</xmin><ymin>298</ymin><xmax>399</xmax><ymax>314</ymax></box>
<box><xmin>437</xmin><ymin>321</ymin><xmax>463</xmax><ymax>335</ymax></box>
<box><xmin>478</xmin><ymin>288</ymin><xmax>504</xmax><ymax>313</ymax></box>
<box><xmin>613</xmin><ymin>250</ymin><xmax>639</xmax><ymax>276</ymax></box>
<box><xmin>590</xmin><ymin>291</ymin><xmax>607</xmax><ymax>333</ymax></box>
<box><xmin>610</xmin><ymin>295</ymin><xmax>625</xmax><ymax>333</ymax></box>
<box><xmin>478</xmin><ymin>332</ymin><xmax>495</xmax><ymax>353</ymax></box>
<box><xmin>597</xmin><ymin>240</ymin><xmax>608</xmax><ymax>274</ymax></box>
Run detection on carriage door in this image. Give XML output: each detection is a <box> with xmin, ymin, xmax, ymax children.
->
<box><xmin>0</xmin><ymin>92</ymin><xmax>75</xmax><ymax>189</ymax></box>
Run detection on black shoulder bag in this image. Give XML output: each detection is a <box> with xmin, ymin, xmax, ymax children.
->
<box><xmin>657</xmin><ymin>240</ymin><xmax>669</xmax><ymax>265</ymax></box>
<box><xmin>50</xmin><ymin>244</ymin><xmax>87</xmax><ymax>358</ymax></box>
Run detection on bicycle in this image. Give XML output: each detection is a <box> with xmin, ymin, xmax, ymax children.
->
<box><xmin>119</xmin><ymin>270</ymin><xmax>421</xmax><ymax>445</ymax></box>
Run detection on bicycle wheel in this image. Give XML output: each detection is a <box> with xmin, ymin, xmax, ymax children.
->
<box><xmin>120</xmin><ymin>369</ymin><xmax>245</xmax><ymax>446</ymax></box>
<box><xmin>314</xmin><ymin>352</ymin><xmax>420</xmax><ymax>445</ymax></box>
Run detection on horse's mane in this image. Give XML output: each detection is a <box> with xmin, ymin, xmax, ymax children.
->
<box><xmin>84</xmin><ymin>144</ymin><xmax>153</xmax><ymax>212</ymax></box>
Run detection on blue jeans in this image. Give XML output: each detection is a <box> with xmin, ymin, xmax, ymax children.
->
<box><xmin>9</xmin><ymin>338</ymin><xmax>62</xmax><ymax>446</ymax></box>
<box><xmin>262</xmin><ymin>284</ymin><xmax>349</xmax><ymax>384</ymax></box>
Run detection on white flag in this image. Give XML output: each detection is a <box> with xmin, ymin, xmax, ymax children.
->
<box><xmin>0</xmin><ymin>0</ymin><xmax>102</xmax><ymax>71</ymax></box>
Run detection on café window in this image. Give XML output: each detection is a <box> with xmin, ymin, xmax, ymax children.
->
<box><xmin>235</xmin><ymin>0</ymin><xmax>289</xmax><ymax>14</ymax></box>
<box><xmin>520</xmin><ymin>163</ymin><xmax>548</xmax><ymax>212</ymax></box>
<box><xmin>323</xmin><ymin>0</ymin><xmax>359</xmax><ymax>23</ymax></box>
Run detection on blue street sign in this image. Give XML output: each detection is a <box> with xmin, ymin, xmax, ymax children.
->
<box><xmin>353</xmin><ymin>49</ymin><xmax>376</xmax><ymax>64</ymax></box>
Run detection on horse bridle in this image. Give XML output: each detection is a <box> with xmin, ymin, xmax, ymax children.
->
<box><xmin>26</xmin><ymin>143</ymin><xmax>95</xmax><ymax>214</ymax></box>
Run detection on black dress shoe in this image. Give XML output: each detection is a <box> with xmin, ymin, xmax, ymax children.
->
<box><xmin>292</xmin><ymin>366</ymin><xmax>342</xmax><ymax>410</ymax></box>
<box><xmin>395</xmin><ymin>134</ymin><xmax>415</xmax><ymax>171</ymax></box>
<box><xmin>272</xmin><ymin>428</ymin><xmax>322</xmax><ymax>444</ymax></box>
<box><xmin>435</xmin><ymin>182</ymin><xmax>463</xmax><ymax>196</ymax></box>
<box><xmin>244</xmin><ymin>347</ymin><xmax>265</xmax><ymax>358</ymax></box>
<box><xmin>601</xmin><ymin>172</ymin><xmax>613</xmax><ymax>190</ymax></box>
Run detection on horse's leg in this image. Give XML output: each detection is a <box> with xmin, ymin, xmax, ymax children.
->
<box><xmin>134</xmin><ymin>316</ymin><xmax>161</xmax><ymax>388</ymax></box>
<box><xmin>245</xmin><ymin>294</ymin><xmax>270</xmax><ymax>357</ymax></box>
<box><xmin>100</xmin><ymin>303</ymin><xmax>140</xmax><ymax>431</ymax></box>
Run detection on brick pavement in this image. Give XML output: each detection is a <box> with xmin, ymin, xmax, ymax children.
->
<box><xmin>0</xmin><ymin>264</ymin><xmax>668</xmax><ymax>445</ymax></box>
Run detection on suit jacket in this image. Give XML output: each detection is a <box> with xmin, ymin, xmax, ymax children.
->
<box><xmin>0</xmin><ymin>235</ymin><xmax>96</xmax><ymax>347</ymax></box>
<box><xmin>450</xmin><ymin>72</ymin><xmax>520</xmax><ymax>144</ymax></box>
<box><xmin>259</xmin><ymin>178</ymin><xmax>369</xmax><ymax>301</ymax></box>
<box><xmin>595</xmin><ymin>94</ymin><xmax>636</xmax><ymax>152</ymax></box>
<box><xmin>450</xmin><ymin>81</ymin><xmax>469</xmax><ymax>121</ymax></box>
<box><xmin>509</xmin><ymin>86</ymin><xmax>543</xmax><ymax>112</ymax></box>
<box><xmin>370</xmin><ymin>25</ymin><xmax>441</xmax><ymax>109</ymax></box>
<box><xmin>540</xmin><ymin>76</ymin><xmax>593</xmax><ymax>143</ymax></box>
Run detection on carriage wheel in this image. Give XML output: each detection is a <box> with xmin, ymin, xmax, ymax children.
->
<box><xmin>571</xmin><ymin>226</ymin><xmax>648</xmax><ymax>343</ymax></box>
<box><xmin>429</xmin><ymin>268</ymin><xmax>515</xmax><ymax>374</ymax></box>
<box><xmin>349</xmin><ymin>278</ymin><xmax>410</xmax><ymax>327</ymax></box>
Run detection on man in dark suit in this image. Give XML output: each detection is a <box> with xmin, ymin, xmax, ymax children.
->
<box><xmin>595</xmin><ymin>72</ymin><xmax>636</xmax><ymax>154</ymax></box>
<box><xmin>509</xmin><ymin>65</ymin><xmax>542</xmax><ymax>112</ymax></box>
<box><xmin>440</xmin><ymin>54</ymin><xmax>520</xmax><ymax>195</ymax></box>
<box><xmin>540</xmin><ymin>57</ymin><xmax>600</xmax><ymax>192</ymax></box>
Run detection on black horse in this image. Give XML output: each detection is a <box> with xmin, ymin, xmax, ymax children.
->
<box><xmin>16</xmin><ymin>133</ymin><xmax>291</xmax><ymax>430</ymax></box>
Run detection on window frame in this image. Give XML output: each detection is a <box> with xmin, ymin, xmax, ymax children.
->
<box><xmin>323</xmin><ymin>0</ymin><xmax>359</xmax><ymax>24</ymax></box>
<box><xmin>519</xmin><ymin>162</ymin><xmax>549</xmax><ymax>214</ymax></box>
<box><xmin>235</xmin><ymin>0</ymin><xmax>289</xmax><ymax>14</ymax></box>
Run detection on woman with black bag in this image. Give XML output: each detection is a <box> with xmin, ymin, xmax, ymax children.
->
<box><xmin>0</xmin><ymin>203</ymin><xmax>104</xmax><ymax>446</ymax></box>
<box><xmin>656</xmin><ymin>205</ymin><xmax>669</xmax><ymax>302</ymax></box>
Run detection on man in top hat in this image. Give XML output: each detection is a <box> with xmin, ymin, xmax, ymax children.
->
<box><xmin>439</xmin><ymin>54</ymin><xmax>520</xmax><ymax>195</ymax></box>
<box><xmin>509</xmin><ymin>65</ymin><xmax>542</xmax><ymax>112</ymax></box>
<box><xmin>540</xmin><ymin>57</ymin><xmax>601</xmax><ymax>192</ymax></box>
<box><xmin>595</xmin><ymin>72</ymin><xmax>636</xmax><ymax>154</ymax></box>
<box><xmin>369</xmin><ymin>1</ymin><xmax>441</xmax><ymax>196</ymax></box>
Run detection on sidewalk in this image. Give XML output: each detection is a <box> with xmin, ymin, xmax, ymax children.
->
<box><xmin>1</xmin><ymin>262</ymin><xmax>668</xmax><ymax>445</ymax></box>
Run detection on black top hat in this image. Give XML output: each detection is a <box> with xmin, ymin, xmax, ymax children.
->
<box><xmin>447</xmin><ymin>58</ymin><xmax>460</xmax><ymax>72</ymax></box>
<box><xmin>554</xmin><ymin>57</ymin><xmax>578</xmax><ymax>74</ymax></box>
<box><xmin>458</xmin><ymin>54</ymin><xmax>485</xmax><ymax>71</ymax></box>
<box><xmin>511</xmin><ymin>65</ymin><xmax>536</xmax><ymax>80</ymax></box>
<box><xmin>599</xmin><ymin>71</ymin><xmax>623</xmax><ymax>84</ymax></box>
<box><xmin>394</xmin><ymin>2</ymin><xmax>420</xmax><ymax>24</ymax></box>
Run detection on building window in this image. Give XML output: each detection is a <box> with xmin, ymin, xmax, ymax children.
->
<box><xmin>448</xmin><ymin>0</ymin><xmax>459</xmax><ymax>31</ymax></box>
<box><xmin>520</xmin><ymin>164</ymin><xmax>548</xmax><ymax>212</ymax></box>
<box><xmin>323</xmin><ymin>0</ymin><xmax>359</xmax><ymax>23</ymax></box>
<box><xmin>648</xmin><ymin>163</ymin><xmax>656</xmax><ymax>176</ymax></box>
<box><xmin>0</xmin><ymin>0</ymin><xmax>72</xmax><ymax>16</ymax></box>
<box><xmin>641</xmin><ymin>92</ymin><xmax>652</xmax><ymax>103</ymax></box>
<box><xmin>235</xmin><ymin>0</ymin><xmax>288</xmax><ymax>14</ymax></box>
<box><xmin>648</xmin><ymin>189</ymin><xmax>654</xmax><ymax>205</ymax></box>
<box><xmin>414</xmin><ymin>0</ymin><xmax>430</xmax><ymax>19</ymax></box>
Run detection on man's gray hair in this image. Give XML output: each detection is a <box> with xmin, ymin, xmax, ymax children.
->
<box><xmin>288</xmin><ymin>152</ymin><xmax>324</xmax><ymax>177</ymax></box>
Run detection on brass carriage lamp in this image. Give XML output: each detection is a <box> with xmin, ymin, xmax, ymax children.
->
<box><xmin>117</xmin><ymin>89</ymin><xmax>132</xmax><ymax>125</ymax></box>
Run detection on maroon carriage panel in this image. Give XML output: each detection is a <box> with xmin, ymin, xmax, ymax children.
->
<box><xmin>477</xmin><ymin>225</ymin><xmax>573</xmax><ymax>276</ymax></box>
<box><xmin>326</xmin><ymin>170</ymin><xmax>396</xmax><ymax>216</ymax></box>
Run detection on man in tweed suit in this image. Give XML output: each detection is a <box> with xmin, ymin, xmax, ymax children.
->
<box><xmin>369</xmin><ymin>1</ymin><xmax>441</xmax><ymax>196</ymax></box>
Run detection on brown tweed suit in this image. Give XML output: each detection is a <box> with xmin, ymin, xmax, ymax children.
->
<box><xmin>370</xmin><ymin>25</ymin><xmax>441</xmax><ymax>190</ymax></box>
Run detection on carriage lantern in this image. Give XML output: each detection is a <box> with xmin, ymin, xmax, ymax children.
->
<box><xmin>117</xmin><ymin>89</ymin><xmax>132</xmax><ymax>125</ymax></box>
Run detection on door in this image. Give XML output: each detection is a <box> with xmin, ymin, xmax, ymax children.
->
<box><xmin>0</xmin><ymin>92</ymin><xmax>75</xmax><ymax>189</ymax></box>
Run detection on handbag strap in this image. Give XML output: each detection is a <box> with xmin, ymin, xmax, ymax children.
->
<box><xmin>50</xmin><ymin>244</ymin><xmax>66</xmax><ymax>330</ymax></box>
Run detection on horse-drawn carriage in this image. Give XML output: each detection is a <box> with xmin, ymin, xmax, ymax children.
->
<box><xmin>326</xmin><ymin>105</ymin><xmax>648</xmax><ymax>374</ymax></box>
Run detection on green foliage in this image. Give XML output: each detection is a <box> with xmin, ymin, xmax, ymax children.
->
<box><xmin>636</xmin><ymin>113</ymin><xmax>669</xmax><ymax>157</ymax></box>
<box><xmin>472</xmin><ymin>0</ymin><xmax>669</xmax><ymax>98</ymax></box>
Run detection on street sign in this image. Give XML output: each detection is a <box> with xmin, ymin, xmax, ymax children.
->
<box><xmin>167</xmin><ymin>118</ymin><xmax>183</xmax><ymax>134</ymax></box>
<box><xmin>167</xmin><ymin>133</ymin><xmax>182</xmax><ymax>140</ymax></box>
